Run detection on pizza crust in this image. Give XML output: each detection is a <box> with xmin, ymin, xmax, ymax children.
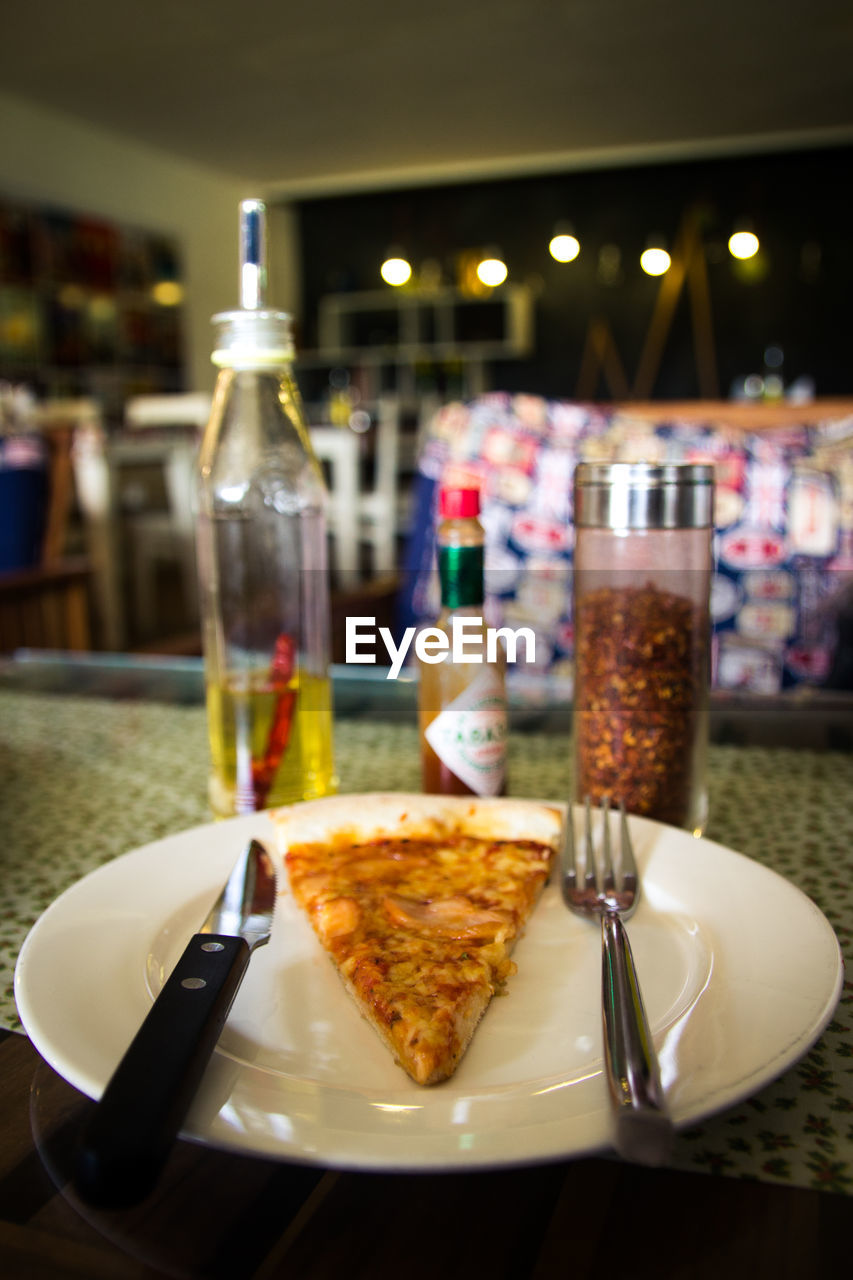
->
<box><xmin>272</xmin><ymin>791</ymin><xmax>563</xmax><ymax>850</ymax></box>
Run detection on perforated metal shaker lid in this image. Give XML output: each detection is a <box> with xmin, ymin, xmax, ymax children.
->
<box><xmin>573</xmin><ymin>461</ymin><xmax>714</xmax><ymax>529</ymax></box>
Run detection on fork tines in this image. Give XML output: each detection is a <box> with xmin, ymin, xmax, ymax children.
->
<box><xmin>563</xmin><ymin>795</ymin><xmax>638</xmax><ymax>904</ymax></box>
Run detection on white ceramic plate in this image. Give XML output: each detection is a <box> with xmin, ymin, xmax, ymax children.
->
<box><xmin>15</xmin><ymin>801</ymin><xmax>843</xmax><ymax>1171</ymax></box>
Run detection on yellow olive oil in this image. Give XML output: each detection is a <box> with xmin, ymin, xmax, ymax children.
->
<box><xmin>206</xmin><ymin>670</ymin><xmax>336</xmax><ymax>818</ymax></box>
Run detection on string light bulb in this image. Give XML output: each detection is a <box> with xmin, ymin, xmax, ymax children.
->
<box><xmin>476</xmin><ymin>253</ymin><xmax>508</xmax><ymax>287</ymax></box>
<box><xmin>640</xmin><ymin>237</ymin><xmax>671</xmax><ymax>276</ymax></box>
<box><xmin>728</xmin><ymin>228</ymin><xmax>760</xmax><ymax>260</ymax></box>
<box><xmin>549</xmin><ymin>223</ymin><xmax>580</xmax><ymax>263</ymax></box>
<box><xmin>380</xmin><ymin>252</ymin><xmax>412</xmax><ymax>286</ymax></box>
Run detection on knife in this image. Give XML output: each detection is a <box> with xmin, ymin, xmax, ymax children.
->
<box><xmin>75</xmin><ymin>838</ymin><xmax>275</xmax><ymax>1207</ymax></box>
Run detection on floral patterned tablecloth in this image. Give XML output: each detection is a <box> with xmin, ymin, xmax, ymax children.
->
<box><xmin>0</xmin><ymin>689</ymin><xmax>850</xmax><ymax>1193</ymax></box>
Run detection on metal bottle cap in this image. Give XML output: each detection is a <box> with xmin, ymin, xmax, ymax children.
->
<box><xmin>573</xmin><ymin>461</ymin><xmax>714</xmax><ymax>529</ymax></box>
<box><xmin>211</xmin><ymin>309</ymin><xmax>295</xmax><ymax>367</ymax></box>
<box><xmin>211</xmin><ymin>198</ymin><xmax>294</xmax><ymax>367</ymax></box>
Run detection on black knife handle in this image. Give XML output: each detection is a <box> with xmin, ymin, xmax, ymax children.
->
<box><xmin>75</xmin><ymin>933</ymin><xmax>250</xmax><ymax>1207</ymax></box>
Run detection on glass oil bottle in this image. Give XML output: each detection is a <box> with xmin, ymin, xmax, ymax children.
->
<box><xmin>196</xmin><ymin>199</ymin><xmax>337</xmax><ymax>817</ymax></box>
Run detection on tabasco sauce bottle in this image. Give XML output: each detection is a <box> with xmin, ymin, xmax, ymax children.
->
<box><xmin>418</xmin><ymin>486</ymin><xmax>508</xmax><ymax>795</ymax></box>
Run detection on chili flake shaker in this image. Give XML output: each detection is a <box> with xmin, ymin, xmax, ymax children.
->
<box><xmin>572</xmin><ymin>462</ymin><xmax>714</xmax><ymax>834</ymax></box>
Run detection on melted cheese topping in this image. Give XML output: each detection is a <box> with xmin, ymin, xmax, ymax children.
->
<box><xmin>285</xmin><ymin>834</ymin><xmax>553</xmax><ymax>1083</ymax></box>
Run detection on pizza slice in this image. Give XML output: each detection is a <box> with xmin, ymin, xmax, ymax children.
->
<box><xmin>273</xmin><ymin>793</ymin><xmax>561</xmax><ymax>1085</ymax></box>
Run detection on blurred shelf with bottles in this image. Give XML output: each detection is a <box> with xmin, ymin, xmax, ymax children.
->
<box><xmin>296</xmin><ymin>283</ymin><xmax>533</xmax><ymax>410</ymax></box>
<box><xmin>293</xmin><ymin>283</ymin><xmax>535</xmax><ymax>512</ymax></box>
<box><xmin>0</xmin><ymin>197</ymin><xmax>187</xmax><ymax>421</ymax></box>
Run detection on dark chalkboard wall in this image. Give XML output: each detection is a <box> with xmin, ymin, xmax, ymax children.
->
<box><xmin>293</xmin><ymin>144</ymin><xmax>851</xmax><ymax>404</ymax></box>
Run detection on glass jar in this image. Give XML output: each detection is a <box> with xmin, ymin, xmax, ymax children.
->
<box><xmin>572</xmin><ymin>462</ymin><xmax>714</xmax><ymax>835</ymax></box>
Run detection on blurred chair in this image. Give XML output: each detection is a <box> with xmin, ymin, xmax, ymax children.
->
<box><xmin>309</xmin><ymin>424</ymin><xmax>360</xmax><ymax>580</ymax></box>
<box><xmin>312</xmin><ymin>395</ymin><xmax>403</xmax><ymax>583</ymax></box>
<box><xmin>0</xmin><ymin>559</ymin><xmax>92</xmax><ymax>653</ymax></box>
<box><xmin>121</xmin><ymin>393</ymin><xmax>211</xmax><ymax>640</ymax></box>
<box><xmin>356</xmin><ymin>396</ymin><xmax>401</xmax><ymax>576</ymax></box>
<box><xmin>0</xmin><ymin>399</ymin><xmax>97</xmax><ymax>653</ymax></box>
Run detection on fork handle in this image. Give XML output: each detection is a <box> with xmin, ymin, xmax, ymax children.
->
<box><xmin>601</xmin><ymin>911</ymin><xmax>674</xmax><ymax>1167</ymax></box>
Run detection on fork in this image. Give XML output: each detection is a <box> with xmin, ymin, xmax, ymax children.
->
<box><xmin>561</xmin><ymin>795</ymin><xmax>674</xmax><ymax>1166</ymax></box>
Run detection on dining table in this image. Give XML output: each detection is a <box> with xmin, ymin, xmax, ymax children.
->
<box><xmin>0</xmin><ymin>649</ymin><xmax>850</xmax><ymax>1280</ymax></box>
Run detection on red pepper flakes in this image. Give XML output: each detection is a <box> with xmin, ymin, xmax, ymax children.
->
<box><xmin>574</xmin><ymin>582</ymin><xmax>706</xmax><ymax>827</ymax></box>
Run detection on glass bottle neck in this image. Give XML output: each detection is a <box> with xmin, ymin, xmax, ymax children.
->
<box><xmin>439</xmin><ymin>544</ymin><xmax>484</xmax><ymax>609</ymax></box>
